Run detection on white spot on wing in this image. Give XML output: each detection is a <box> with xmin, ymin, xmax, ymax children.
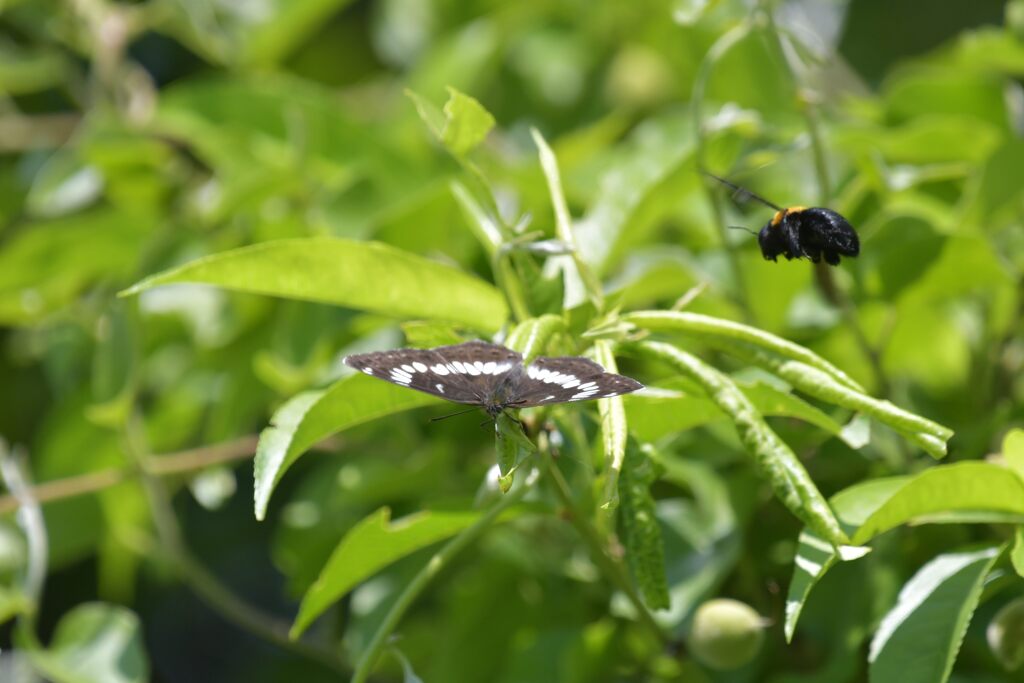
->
<box><xmin>571</xmin><ymin>389</ymin><xmax>598</xmax><ymax>400</ymax></box>
<box><xmin>465</xmin><ymin>363</ymin><xmax>481</xmax><ymax>376</ymax></box>
<box><xmin>483</xmin><ymin>361</ymin><xmax>496</xmax><ymax>374</ymax></box>
<box><xmin>436</xmin><ymin>383</ymin><xmax>445</xmax><ymax>393</ymax></box>
<box><xmin>562</xmin><ymin>378</ymin><xmax>580</xmax><ymax>388</ymax></box>
<box><xmin>412</xmin><ymin>362</ymin><xmax>428</xmax><ymax>372</ymax></box>
<box><xmin>452</xmin><ymin>361</ymin><xmax>466</xmax><ymax>373</ymax></box>
<box><xmin>432</xmin><ymin>364</ymin><xmax>450</xmax><ymax>375</ymax></box>
<box><xmin>362</xmin><ymin>368</ymin><xmax>373</xmax><ymax>375</ymax></box>
<box><xmin>401</xmin><ymin>364</ymin><xmax>416</xmax><ymax>373</ymax></box>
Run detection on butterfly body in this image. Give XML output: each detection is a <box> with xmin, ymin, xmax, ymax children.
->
<box><xmin>344</xmin><ymin>340</ymin><xmax>643</xmax><ymax>418</ymax></box>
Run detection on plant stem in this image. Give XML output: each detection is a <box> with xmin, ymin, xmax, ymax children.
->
<box><xmin>350</xmin><ymin>476</ymin><xmax>532</xmax><ymax>683</ymax></box>
<box><xmin>537</xmin><ymin>435</ymin><xmax>667</xmax><ymax>645</ymax></box>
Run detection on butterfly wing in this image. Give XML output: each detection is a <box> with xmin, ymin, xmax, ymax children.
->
<box><xmin>511</xmin><ymin>356</ymin><xmax>644</xmax><ymax>407</ymax></box>
<box><xmin>343</xmin><ymin>341</ymin><xmax>521</xmax><ymax>405</ymax></box>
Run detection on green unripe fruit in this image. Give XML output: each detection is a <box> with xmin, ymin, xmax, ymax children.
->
<box><xmin>687</xmin><ymin>599</ymin><xmax>764</xmax><ymax>671</ymax></box>
<box><xmin>988</xmin><ymin>597</ymin><xmax>1024</xmax><ymax>671</ymax></box>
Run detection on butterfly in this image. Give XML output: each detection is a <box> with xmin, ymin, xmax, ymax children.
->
<box><xmin>343</xmin><ymin>340</ymin><xmax>643</xmax><ymax>418</ymax></box>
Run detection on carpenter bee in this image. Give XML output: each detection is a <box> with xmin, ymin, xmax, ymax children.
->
<box><xmin>706</xmin><ymin>173</ymin><xmax>860</xmax><ymax>266</ymax></box>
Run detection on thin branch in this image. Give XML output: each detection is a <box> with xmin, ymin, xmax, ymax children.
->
<box><xmin>0</xmin><ymin>114</ymin><xmax>80</xmax><ymax>151</ymax></box>
<box><xmin>0</xmin><ymin>435</ymin><xmax>340</xmax><ymax>515</ymax></box>
<box><xmin>0</xmin><ymin>436</ymin><xmax>258</xmax><ymax>515</ymax></box>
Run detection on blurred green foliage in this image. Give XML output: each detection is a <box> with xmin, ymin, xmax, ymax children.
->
<box><xmin>0</xmin><ymin>0</ymin><xmax>1023</xmax><ymax>682</ymax></box>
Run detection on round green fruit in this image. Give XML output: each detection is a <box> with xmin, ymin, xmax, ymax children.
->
<box><xmin>988</xmin><ymin>597</ymin><xmax>1024</xmax><ymax>671</ymax></box>
<box><xmin>687</xmin><ymin>598</ymin><xmax>764</xmax><ymax>671</ymax></box>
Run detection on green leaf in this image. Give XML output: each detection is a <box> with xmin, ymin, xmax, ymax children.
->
<box><xmin>531</xmin><ymin>127</ymin><xmax>604</xmax><ymax>308</ymax></box>
<box><xmin>121</xmin><ymin>237</ymin><xmax>508</xmax><ymax>333</ymax></box>
<box><xmin>1004</xmin><ymin>428</ymin><xmax>1024</xmax><ymax>479</ymax></box>
<box><xmin>406</xmin><ymin>89</ymin><xmax>446</xmax><ymax>141</ymax></box>
<box><xmin>0</xmin><ymin>43</ymin><xmax>70</xmax><ymax>94</ymax></box>
<box><xmin>786</xmin><ymin>463</ymin><xmax>1024</xmax><ymax>639</ymax></box>
<box><xmin>783</xmin><ymin>478</ymin><xmax>902</xmax><ymax>641</ymax></box>
<box><xmin>619</xmin><ymin>442</ymin><xmax>670</xmax><ymax>610</ymax></box>
<box><xmin>505</xmin><ymin>315</ymin><xmax>566</xmax><ymax>361</ymax></box>
<box><xmin>636</xmin><ymin>341</ymin><xmax>847</xmax><ymax>546</ymax></box>
<box><xmin>407</xmin><ymin>87</ymin><xmax>495</xmax><ymax>158</ymax></box>
<box><xmin>291</xmin><ymin>507</ymin><xmax>481</xmax><ymax>637</ymax></box>
<box><xmin>441</xmin><ymin>87</ymin><xmax>496</xmax><ymax>157</ymax></box>
<box><xmin>87</xmin><ymin>302</ymin><xmax>137</xmax><ymax>428</ymax></box>
<box><xmin>1013</xmin><ymin>528</ymin><xmax>1024</xmax><ymax>579</ymax></box>
<box><xmin>253</xmin><ymin>374</ymin><xmax>441</xmax><ymax>520</ymax></box>
<box><xmin>400</xmin><ymin>321</ymin><xmax>466</xmax><ymax>348</ymax></box>
<box><xmin>574</xmin><ymin>113</ymin><xmax>695</xmax><ymax>274</ymax></box>
<box><xmin>868</xmin><ymin>546</ymin><xmax>1002</xmax><ymax>683</ymax></box>
<box><xmin>28</xmin><ymin>603</ymin><xmax>148</xmax><ymax>683</ymax></box>
<box><xmin>450</xmin><ymin>180</ymin><xmax>503</xmax><ymax>255</ymax></box>
<box><xmin>26</xmin><ymin>150</ymin><xmax>103</xmax><ymax>218</ymax></box>
<box><xmin>0</xmin><ymin>585</ymin><xmax>31</xmax><ymax>625</ymax></box>
<box><xmin>593</xmin><ymin>341</ymin><xmax>628</xmax><ymax>511</ymax></box>
<box><xmin>0</xmin><ymin>209</ymin><xmax>152</xmax><ymax>326</ymax></box>
<box><xmin>849</xmin><ymin>463</ymin><xmax>1024</xmax><ymax>545</ymax></box>
<box><xmin>237</xmin><ymin>0</ymin><xmax>361</xmax><ymax>66</ymax></box>
<box><xmin>720</xmin><ymin>340</ymin><xmax>952</xmax><ymax>457</ymax></box>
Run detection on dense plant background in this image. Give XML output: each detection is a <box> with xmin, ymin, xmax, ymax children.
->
<box><xmin>1</xmin><ymin>0</ymin><xmax>1023</xmax><ymax>681</ymax></box>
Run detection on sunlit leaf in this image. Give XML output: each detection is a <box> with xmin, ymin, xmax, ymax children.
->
<box><xmin>253</xmin><ymin>375</ymin><xmax>441</xmax><ymax>520</ymax></box>
<box><xmin>1012</xmin><ymin>527</ymin><xmax>1024</xmax><ymax>579</ymax></box>
<box><xmin>1003</xmin><ymin>428</ymin><xmax>1024</xmax><ymax>480</ymax></box>
<box><xmin>121</xmin><ymin>238</ymin><xmax>508</xmax><ymax>333</ymax></box>
<box><xmin>786</xmin><ymin>463</ymin><xmax>1024</xmax><ymax>639</ymax></box>
<box><xmin>869</xmin><ymin>546</ymin><xmax>1002</xmax><ymax>683</ymax></box>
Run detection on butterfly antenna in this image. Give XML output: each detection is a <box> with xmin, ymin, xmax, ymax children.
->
<box><xmin>430</xmin><ymin>407</ymin><xmax>480</xmax><ymax>423</ymax></box>
<box><xmin>702</xmin><ymin>172</ymin><xmax>784</xmax><ymax>211</ymax></box>
<box><xmin>727</xmin><ymin>225</ymin><xmax>759</xmax><ymax>236</ymax></box>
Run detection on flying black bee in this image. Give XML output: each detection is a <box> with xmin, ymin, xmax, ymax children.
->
<box><xmin>706</xmin><ymin>173</ymin><xmax>860</xmax><ymax>266</ymax></box>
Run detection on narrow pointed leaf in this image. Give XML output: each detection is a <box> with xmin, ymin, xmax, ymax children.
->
<box><xmin>624</xmin><ymin>310</ymin><xmax>864</xmax><ymax>393</ymax></box>
<box><xmin>786</xmin><ymin>462</ymin><xmax>1024</xmax><ymax>638</ymax></box>
<box><xmin>593</xmin><ymin>340</ymin><xmax>628</xmax><ymax>511</ymax></box>
<box><xmin>869</xmin><ymin>546</ymin><xmax>1002</xmax><ymax>683</ymax></box>
<box><xmin>636</xmin><ymin>341</ymin><xmax>846</xmax><ymax>546</ymax></box>
<box><xmin>619</xmin><ymin>442</ymin><xmax>669</xmax><ymax>610</ymax></box>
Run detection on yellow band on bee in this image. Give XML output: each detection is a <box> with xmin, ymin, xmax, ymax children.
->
<box><xmin>770</xmin><ymin>206</ymin><xmax>808</xmax><ymax>228</ymax></box>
